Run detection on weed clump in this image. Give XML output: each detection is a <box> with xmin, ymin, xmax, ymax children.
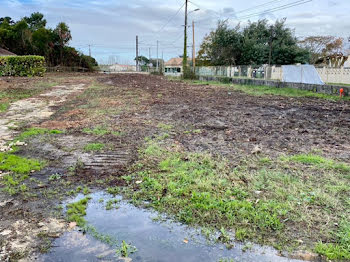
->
<box><xmin>66</xmin><ymin>197</ymin><xmax>90</xmax><ymax>227</ymax></box>
<box><xmin>84</xmin><ymin>143</ymin><xmax>105</xmax><ymax>152</ymax></box>
<box><xmin>107</xmin><ymin>186</ymin><xmax>120</xmax><ymax>196</ymax></box>
<box><xmin>281</xmin><ymin>153</ymin><xmax>350</xmax><ymax>173</ymax></box>
<box><xmin>315</xmin><ymin>220</ymin><xmax>350</xmax><ymax>260</ymax></box>
<box><xmin>0</xmin><ymin>151</ymin><xmax>45</xmax><ymax>195</ymax></box>
<box><xmin>14</xmin><ymin>127</ymin><xmax>63</xmax><ymax>141</ymax></box>
<box><xmin>0</xmin><ymin>153</ymin><xmax>44</xmax><ymax>174</ymax></box>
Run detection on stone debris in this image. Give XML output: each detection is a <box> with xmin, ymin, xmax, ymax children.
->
<box><xmin>288</xmin><ymin>251</ymin><xmax>319</xmax><ymax>261</ymax></box>
<box><xmin>0</xmin><ymin>218</ymin><xmax>67</xmax><ymax>261</ymax></box>
<box><xmin>0</xmin><ymin>145</ymin><xmax>12</xmax><ymax>152</ymax></box>
<box><xmin>0</xmin><ymin>141</ymin><xmax>27</xmax><ymax>153</ymax></box>
<box><xmin>117</xmin><ymin>258</ymin><xmax>132</xmax><ymax>262</ymax></box>
<box><xmin>251</xmin><ymin>145</ymin><xmax>262</xmax><ymax>154</ymax></box>
<box><xmin>68</xmin><ymin>222</ymin><xmax>77</xmax><ymax>230</ymax></box>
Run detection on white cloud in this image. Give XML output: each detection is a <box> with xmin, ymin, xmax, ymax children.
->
<box><xmin>1</xmin><ymin>0</ymin><xmax>348</xmax><ymax>63</ymax></box>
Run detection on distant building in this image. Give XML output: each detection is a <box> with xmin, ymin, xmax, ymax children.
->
<box><xmin>108</xmin><ymin>64</ymin><xmax>136</xmax><ymax>72</ymax></box>
<box><xmin>164</xmin><ymin>58</ymin><xmax>183</xmax><ymax>76</ymax></box>
<box><xmin>315</xmin><ymin>53</ymin><xmax>348</xmax><ymax>68</ymax></box>
<box><xmin>345</xmin><ymin>49</ymin><xmax>350</xmax><ymax>68</ymax></box>
<box><xmin>0</xmin><ymin>47</ymin><xmax>16</xmax><ymax>56</ymax></box>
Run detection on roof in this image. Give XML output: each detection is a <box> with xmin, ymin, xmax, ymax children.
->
<box><xmin>165</xmin><ymin>58</ymin><xmax>183</xmax><ymax>67</ymax></box>
<box><xmin>0</xmin><ymin>48</ymin><xmax>16</xmax><ymax>56</ymax></box>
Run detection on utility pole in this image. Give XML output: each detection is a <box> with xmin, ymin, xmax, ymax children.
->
<box><xmin>149</xmin><ymin>47</ymin><xmax>151</xmax><ymax>60</ymax></box>
<box><xmin>183</xmin><ymin>0</ymin><xmax>188</xmax><ymax>73</ymax></box>
<box><xmin>268</xmin><ymin>26</ymin><xmax>274</xmax><ymax>66</ymax></box>
<box><xmin>156</xmin><ymin>40</ymin><xmax>159</xmax><ymax>72</ymax></box>
<box><xmin>192</xmin><ymin>20</ymin><xmax>195</xmax><ymax>73</ymax></box>
<box><xmin>88</xmin><ymin>44</ymin><xmax>91</xmax><ymax>57</ymax></box>
<box><xmin>136</xmin><ymin>35</ymin><xmax>139</xmax><ymax>72</ymax></box>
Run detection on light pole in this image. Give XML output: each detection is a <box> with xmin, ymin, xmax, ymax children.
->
<box><xmin>183</xmin><ymin>4</ymin><xmax>199</xmax><ymax>76</ymax></box>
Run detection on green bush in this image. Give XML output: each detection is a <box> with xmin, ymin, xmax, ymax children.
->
<box><xmin>0</xmin><ymin>55</ymin><xmax>46</xmax><ymax>77</ymax></box>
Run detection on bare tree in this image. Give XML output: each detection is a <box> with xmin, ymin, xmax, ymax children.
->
<box><xmin>299</xmin><ymin>36</ymin><xmax>344</xmax><ymax>64</ymax></box>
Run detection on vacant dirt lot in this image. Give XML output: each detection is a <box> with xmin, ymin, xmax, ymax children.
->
<box><xmin>0</xmin><ymin>73</ymin><xmax>349</xmax><ymax>261</ymax></box>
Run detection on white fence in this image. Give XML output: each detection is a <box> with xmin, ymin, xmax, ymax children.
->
<box><xmin>316</xmin><ymin>67</ymin><xmax>350</xmax><ymax>84</ymax></box>
<box><xmin>194</xmin><ymin>65</ymin><xmax>350</xmax><ymax>85</ymax></box>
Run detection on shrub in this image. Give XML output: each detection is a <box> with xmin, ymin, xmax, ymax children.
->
<box><xmin>182</xmin><ymin>67</ymin><xmax>197</xmax><ymax>80</ymax></box>
<box><xmin>219</xmin><ymin>76</ymin><xmax>232</xmax><ymax>84</ymax></box>
<box><xmin>0</xmin><ymin>55</ymin><xmax>46</xmax><ymax>77</ymax></box>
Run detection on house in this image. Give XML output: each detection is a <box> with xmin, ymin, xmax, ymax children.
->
<box><xmin>345</xmin><ymin>49</ymin><xmax>350</xmax><ymax>68</ymax></box>
<box><xmin>164</xmin><ymin>58</ymin><xmax>183</xmax><ymax>76</ymax></box>
<box><xmin>0</xmin><ymin>47</ymin><xmax>16</xmax><ymax>56</ymax></box>
<box><xmin>315</xmin><ymin>53</ymin><xmax>348</xmax><ymax>68</ymax></box>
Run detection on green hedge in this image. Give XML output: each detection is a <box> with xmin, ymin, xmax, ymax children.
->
<box><xmin>0</xmin><ymin>56</ymin><xmax>46</xmax><ymax>77</ymax></box>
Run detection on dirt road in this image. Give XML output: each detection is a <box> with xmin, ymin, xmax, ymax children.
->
<box><xmin>0</xmin><ymin>82</ymin><xmax>87</xmax><ymax>149</ymax></box>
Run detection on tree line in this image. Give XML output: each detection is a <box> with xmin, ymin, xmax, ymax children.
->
<box><xmin>0</xmin><ymin>13</ymin><xmax>97</xmax><ymax>70</ymax></box>
<box><xmin>196</xmin><ymin>19</ymin><xmax>345</xmax><ymax>66</ymax></box>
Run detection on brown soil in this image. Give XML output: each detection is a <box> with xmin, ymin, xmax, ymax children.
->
<box><xmin>1</xmin><ymin>73</ymin><xmax>349</xmax><ymax>261</ymax></box>
<box><xmin>96</xmin><ymin>74</ymin><xmax>350</xmax><ymax>162</ymax></box>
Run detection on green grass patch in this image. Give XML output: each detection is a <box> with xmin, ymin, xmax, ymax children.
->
<box><xmin>131</xmin><ymin>140</ymin><xmax>288</xmax><ymax>242</ymax></box>
<box><xmin>157</xmin><ymin>123</ymin><xmax>174</xmax><ymax>130</ymax></box>
<box><xmin>107</xmin><ymin>186</ymin><xmax>120</xmax><ymax>196</ymax></box>
<box><xmin>0</xmin><ymin>102</ymin><xmax>9</xmax><ymax>112</ymax></box>
<box><xmin>129</xmin><ymin>140</ymin><xmax>350</xmax><ymax>257</ymax></box>
<box><xmin>115</xmin><ymin>240</ymin><xmax>137</xmax><ymax>258</ymax></box>
<box><xmin>188</xmin><ymin>80</ymin><xmax>350</xmax><ymax>101</ymax></box>
<box><xmin>315</xmin><ymin>220</ymin><xmax>350</xmax><ymax>260</ymax></box>
<box><xmin>281</xmin><ymin>153</ymin><xmax>350</xmax><ymax>174</ymax></box>
<box><xmin>106</xmin><ymin>199</ymin><xmax>119</xmax><ymax>210</ymax></box>
<box><xmin>67</xmin><ymin>197</ymin><xmax>90</xmax><ymax>227</ymax></box>
<box><xmin>0</xmin><ymin>152</ymin><xmax>45</xmax><ymax>174</ymax></box>
<box><xmin>14</xmin><ymin>127</ymin><xmax>63</xmax><ymax>142</ymax></box>
<box><xmin>0</xmin><ymin>151</ymin><xmax>45</xmax><ymax>195</ymax></box>
<box><xmin>82</xmin><ymin>126</ymin><xmax>113</xmax><ymax>136</ymax></box>
<box><xmin>84</xmin><ymin>143</ymin><xmax>105</xmax><ymax>152</ymax></box>
<box><xmin>111</xmin><ymin>131</ymin><xmax>124</xmax><ymax>137</ymax></box>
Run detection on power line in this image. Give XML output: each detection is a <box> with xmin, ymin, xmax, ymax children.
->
<box><xmin>156</xmin><ymin>2</ymin><xmax>186</xmax><ymax>34</ymax></box>
<box><xmin>236</xmin><ymin>0</ymin><xmax>312</xmax><ymax>20</ymax></box>
<box><xmin>235</xmin><ymin>0</ymin><xmax>284</xmax><ymax>15</ymax></box>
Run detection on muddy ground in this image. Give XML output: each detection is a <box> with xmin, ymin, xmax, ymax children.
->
<box><xmin>0</xmin><ymin>73</ymin><xmax>349</xmax><ymax>261</ymax></box>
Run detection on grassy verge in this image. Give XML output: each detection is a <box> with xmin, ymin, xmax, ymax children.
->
<box><xmin>185</xmin><ymin>79</ymin><xmax>350</xmax><ymax>101</ymax></box>
<box><xmin>327</xmin><ymin>83</ymin><xmax>350</xmax><ymax>87</ymax></box>
<box><xmin>0</xmin><ymin>80</ymin><xmax>57</xmax><ymax>113</ymax></box>
<box><xmin>0</xmin><ymin>128</ymin><xmax>62</xmax><ymax>195</ymax></box>
<box><xmin>128</xmin><ymin>139</ymin><xmax>350</xmax><ymax>260</ymax></box>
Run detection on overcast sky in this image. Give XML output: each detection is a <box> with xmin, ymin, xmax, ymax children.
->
<box><xmin>1</xmin><ymin>0</ymin><xmax>349</xmax><ymax>64</ymax></box>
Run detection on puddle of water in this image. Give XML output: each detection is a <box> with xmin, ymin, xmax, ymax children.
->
<box><xmin>40</xmin><ymin>192</ymin><xmax>303</xmax><ymax>262</ymax></box>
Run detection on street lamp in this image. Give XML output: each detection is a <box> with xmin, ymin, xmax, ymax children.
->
<box><xmin>189</xmin><ymin>8</ymin><xmax>200</xmax><ymax>15</ymax></box>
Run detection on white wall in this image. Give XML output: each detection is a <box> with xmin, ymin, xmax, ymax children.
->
<box><xmin>195</xmin><ymin>65</ymin><xmax>350</xmax><ymax>84</ymax></box>
<box><xmin>316</xmin><ymin>67</ymin><xmax>350</xmax><ymax>84</ymax></box>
